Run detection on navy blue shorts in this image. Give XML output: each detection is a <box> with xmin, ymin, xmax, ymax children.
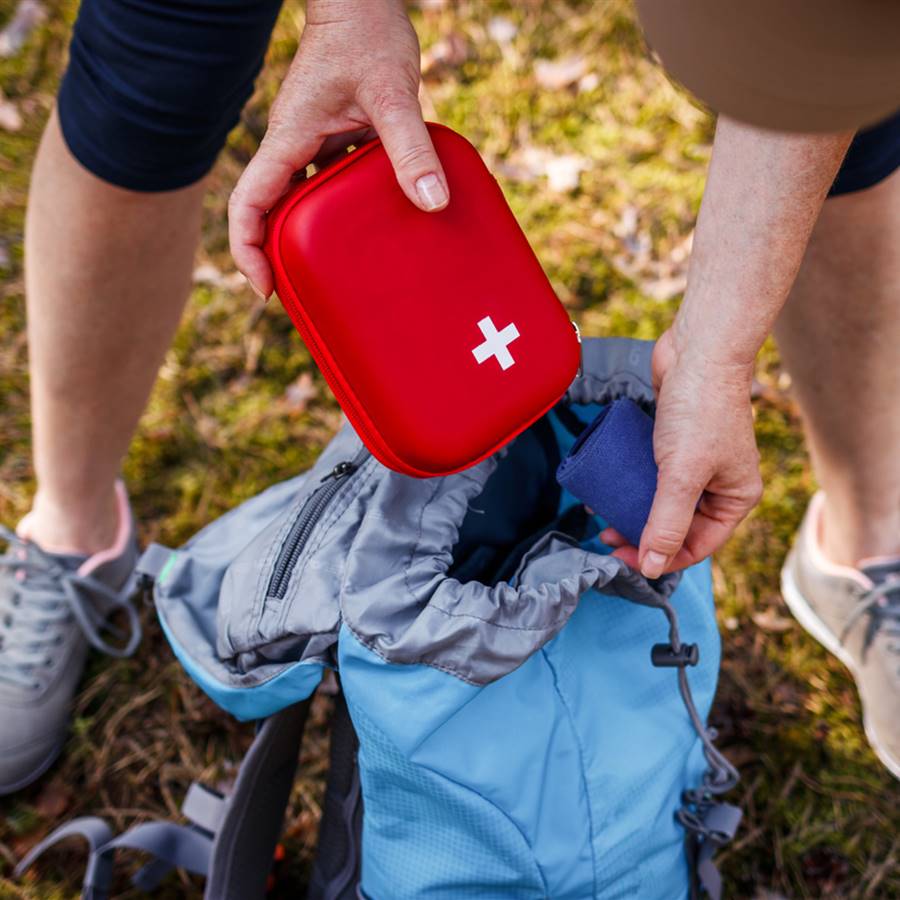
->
<box><xmin>830</xmin><ymin>109</ymin><xmax>900</xmax><ymax>196</ymax></box>
<box><xmin>58</xmin><ymin>0</ymin><xmax>283</xmax><ymax>191</ymax></box>
<box><xmin>58</xmin><ymin>0</ymin><xmax>900</xmax><ymax>195</ymax></box>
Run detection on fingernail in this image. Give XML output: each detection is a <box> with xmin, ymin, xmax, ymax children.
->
<box><xmin>415</xmin><ymin>173</ymin><xmax>448</xmax><ymax>211</ymax></box>
<box><xmin>641</xmin><ymin>551</ymin><xmax>667</xmax><ymax>579</ymax></box>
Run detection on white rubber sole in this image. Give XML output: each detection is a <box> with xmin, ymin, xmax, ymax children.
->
<box><xmin>0</xmin><ymin>737</ymin><xmax>65</xmax><ymax>796</ymax></box>
<box><xmin>781</xmin><ymin>562</ymin><xmax>900</xmax><ymax>782</ymax></box>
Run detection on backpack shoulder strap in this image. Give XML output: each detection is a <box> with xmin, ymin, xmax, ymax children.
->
<box><xmin>14</xmin><ymin>700</ymin><xmax>311</xmax><ymax>900</ymax></box>
<box><xmin>306</xmin><ymin>687</ymin><xmax>363</xmax><ymax>900</ymax></box>
<box><xmin>205</xmin><ymin>698</ymin><xmax>311</xmax><ymax>899</ymax></box>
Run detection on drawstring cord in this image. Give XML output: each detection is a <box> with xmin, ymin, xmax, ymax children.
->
<box><xmin>656</xmin><ymin>595</ymin><xmax>741</xmax><ymax>900</ymax></box>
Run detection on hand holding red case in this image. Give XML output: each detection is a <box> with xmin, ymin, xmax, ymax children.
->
<box><xmin>264</xmin><ymin>123</ymin><xmax>580</xmax><ymax>477</ymax></box>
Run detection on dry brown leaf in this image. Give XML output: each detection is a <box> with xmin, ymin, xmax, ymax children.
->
<box><xmin>283</xmin><ymin>371</ymin><xmax>317</xmax><ymax>413</ymax></box>
<box><xmin>0</xmin><ymin>90</ymin><xmax>22</xmax><ymax>132</ymax></box>
<box><xmin>34</xmin><ymin>777</ymin><xmax>73</xmax><ymax>819</ymax></box>
<box><xmin>421</xmin><ymin>32</ymin><xmax>470</xmax><ymax>78</ymax></box>
<box><xmin>751</xmin><ymin>607</ymin><xmax>795</xmax><ymax>633</ymax></box>
<box><xmin>193</xmin><ymin>262</ymin><xmax>248</xmax><ymax>293</ymax></box>
<box><xmin>192</xmin><ymin>262</ymin><xmax>222</xmax><ymax>285</ymax></box>
<box><xmin>487</xmin><ymin>16</ymin><xmax>517</xmax><ymax>45</ymax></box>
<box><xmin>0</xmin><ymin>0</ymin><xmax>46</xmax><ymax>57</ymax></box>
<box><xmin>183</xmin><ymin>392</ymin><xmax>225</xmax><ymax>448</ymax></box>
<box><xmin>639</xmin><ymin>274</ymin><xmax>687</xmax><ymax>302</ymax></box>
<box><xmin>244</xmin><ymin>331</ymin><xmax>264</xmax><ymax>375</ymax></box>
<box><xmin>496</xmin><ymin>145</ymin><xmax>590</xmax><ymax>193</ymax></box>
<box><xmin>534</xmin><ymin>55</ymin><xmax>588</xmax><ymax>90</ymax></box>
<box><xmin>578</xmin><ymin>72</ymin><xmax>600</xmax><ymax>93</ymax></box>
<box><xmin>221</xmin><ymin>270</ymin><xmax>248</xmax><ymax>291</ymax></box>
<box><xmin>544</xmin><ymin>154</ymin><xmax>589</xmax><ymax>192</ymax></box>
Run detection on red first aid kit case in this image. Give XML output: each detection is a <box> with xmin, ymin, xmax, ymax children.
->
<box><xmin>264</xmin><ymin>123</ymin><xmax>580</xmax><ymax>477</ymax></box>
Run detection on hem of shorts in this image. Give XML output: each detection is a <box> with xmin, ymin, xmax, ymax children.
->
<box><xmin>829</xmin><ymin>151</ymin><xmax>900</xmax><ymax>197</ymax></box>
<box><xmin>829</xmin><ymin>167</ymin><xmax>900</xmax><ymax>197</ymax></box>
<box><xmin>57</xmin><ymin>100</ymin><xmax>215</xmax><ymax>193</ymax></box>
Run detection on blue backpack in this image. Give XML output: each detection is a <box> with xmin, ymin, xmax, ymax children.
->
<box><xmin>18</xmin><ymin>338</ymin><xmax>740</xmax><ymax>900</ymax></box>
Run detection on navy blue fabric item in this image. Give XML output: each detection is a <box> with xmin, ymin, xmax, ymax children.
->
<box><xmin>830</xmin><ymin>108</ymin><xmax>900</xmax><ymax>197</ymax></box>
<box><xmin>57</xmin><ymin>0</ymin><xmax>283</xmax><ymax>191</ymax></box>
<box><xmin>449</xmin><ymin>417</ymin><xmax>561</xmax><ymax>585</ymax></box>
<box><xmin>556</xmin><ymin>398</ymin><xmax>657</xmax><ymax>547</ymax></box>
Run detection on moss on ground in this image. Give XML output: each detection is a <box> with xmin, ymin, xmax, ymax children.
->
<box><xmin>1</xmin><ymin>1</ymin><xmax>898</xmax><ymax>897</ymax></box>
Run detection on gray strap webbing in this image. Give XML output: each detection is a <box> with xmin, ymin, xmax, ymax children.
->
<box><xmin>14</xmin><ymin>817</ymin><xmax>115</xmax><ymax>900</ymax></box>
<box><xmin>183</xmin><ymin>782</ymin><xmax>228</xmax><ymax>835</ymax></box>
<box><xmin>13</xmin><ymin>816</ymin><xmax>212</xmax><ymax>900</ymax></box>
<box><xmin>135</xmin><ymin>543</ymin><xmax>175</xmax><ymax>580</ymax></box>
<box><xmin>104</xmin><ymin>822</ymin><xmax>212</xmax><ymax>886</ymax></box>
<box><xmin>701</xmin><ymin>803</ymin><xmax>742</xmax><ymax>843</ymax></box>
<box><xmin>125</xmin><ymin>784</ymin><xmax>228</xmax><ymax>890</ymax></box>
<box><xmin>205</xmin><ymin>699</ymin><xmax>311</xmax><ymax>900</ymax></box>
<box><xmin>686</xmin><ymin>802</ymin><xmax>743</xmax><ymax>900</ymax></box>
<box><xmin>307</xmin><ymin>688</ymin><xmax>363</xmax><ymax>900</ymax></box>
<box><xmin>13</xmin><ymin>702</ymin><xmax>309</xmax><ymax>900</ymax></box>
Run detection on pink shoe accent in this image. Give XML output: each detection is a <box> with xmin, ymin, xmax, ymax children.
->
<box><xmin>15</xmin><ymin>512</ymin><xmax>35</xmax><ymax>542</ymax></box>
<box><xmin>78</xmin><ymin>481</ymin><xmax>132</xmax><ymax>577</ymax></box>
<box><xmin>805</xmin><ymin>492</ymin><xmax>872</xmax><ymax>590</ymax></box>
<box><xmin>857</xmin><ymin>553</ymin><xmax>900</xmax><ymax>570</ymax></box>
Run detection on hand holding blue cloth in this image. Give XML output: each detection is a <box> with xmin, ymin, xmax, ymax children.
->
<box><xmin>555</xmin><ymin>398</ymin><xmax>658</xmax><ymax>547</ymax></box>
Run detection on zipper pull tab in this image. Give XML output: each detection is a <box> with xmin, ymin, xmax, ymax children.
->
<box><xmin>572</xmin><ymin>320</ymin><xmax>583</xmax><ymax>378</ymax></box>
<box><xmin>321</xmin><ymin>460</ymin><xmax>356</xmax><ymax>482</ymax></box>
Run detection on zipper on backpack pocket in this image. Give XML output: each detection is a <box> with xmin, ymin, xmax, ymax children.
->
<box><xmin>266</xmin><ymin>448</ymin><xmax>369</xmax><ymax>600</ymax></box>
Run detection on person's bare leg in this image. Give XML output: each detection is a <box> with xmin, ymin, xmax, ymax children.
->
<box><xmin>22</xmin><ymin>110</ymin><xmax>205</xmax><ymax>554</ymax></box>
<box><xmin>775</xmin><ymin>168</ymin><xmax>900</xmax><ymax>566</ymax></box>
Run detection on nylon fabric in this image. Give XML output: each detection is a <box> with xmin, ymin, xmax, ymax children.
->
<box><xmin>340</xmin><ymin>624</ymin><xmax>594</xmax><ymax>899</ymax></box>
<box><xmin>137</xmin><ymin>337</ymin><xmax>734</xmax><ymax>898</ymax></box>
<box><xmin>541</xmin><ymin>568</ymin><xmax>718</xmax><ymax>898</ymax></box>
<box><xmin>349</xmin><ymin>697</ymin><xmax>549</xmax><ymax>900</ymax></box>
<box><xmin>151</xmin><ymin>467</ymin><xmax>329</xmax><ymax>715</ymax></box>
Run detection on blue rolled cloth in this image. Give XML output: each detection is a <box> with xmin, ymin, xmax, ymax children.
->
<box><xmin>555</xmin><ymin>398</ymin><xmax>658</xmax><ymax>547</ymax></box>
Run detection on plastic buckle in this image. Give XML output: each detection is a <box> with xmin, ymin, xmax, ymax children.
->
<box><xmin>127</xmin><ymin>572</ymin><xmax>156</xmax><ymax>609</ymax></box>
<box><xmin>651</xmin><ymin>642</ymin><xmax>699</xmax><ymax>668</ymax></box>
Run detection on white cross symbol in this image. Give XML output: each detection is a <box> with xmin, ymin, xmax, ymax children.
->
<box><xmin>471</xmin><ymin>316</ymin><xmax>520</xmax><ymax>371</ymax></box>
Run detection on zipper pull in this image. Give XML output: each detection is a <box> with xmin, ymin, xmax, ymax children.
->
<box><xmin>321</xmin><ymin>460</ymin><xmax>356</xmax><ymax>482</ymax></box>
<box><xmin>572</xmin><ymin>320</ymin><xmax>583</xmax><ymax>378</ymax></box>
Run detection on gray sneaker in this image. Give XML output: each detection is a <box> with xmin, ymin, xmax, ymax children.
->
<box><xmin>781</xmin><ymin>491</ymin><xmax>900</xmax><ymax>780</ymax></box>
<box><xmin>0</xmin><ymin>481</ymin><xmax>141</xmax><ymax>794</ymax></box>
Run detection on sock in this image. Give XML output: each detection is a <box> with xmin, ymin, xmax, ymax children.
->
<box><xmin>555</xmin><ymin>398</ymin><xmax>658</xmax><ymax>547</ymax></box>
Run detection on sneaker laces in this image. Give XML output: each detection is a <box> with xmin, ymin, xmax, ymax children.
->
<box><xmin>840</xmin><ymin>573</ymin><xmax>900</xmax><ymax>658</ymax></box>
<box><xmin>0</xmin><ymin>526</ymin><xmax>141</xmax><ymax>689</ymax></box>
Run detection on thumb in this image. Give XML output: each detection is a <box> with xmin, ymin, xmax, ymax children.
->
<box><xmin>639</xmin><ymin>469</ymin><xmax>703</xmax><ymax>579</ymax></box>
<box><xmin>363</xmin><ymin>87</ymin><xmax>449</xmax><ymax>212</ymax></box>
<box><xmin>228</xmin><ymin>128</ymin><xmax>324</xmax><ymax>298</ymax></box>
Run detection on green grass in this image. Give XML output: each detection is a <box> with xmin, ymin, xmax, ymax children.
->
<box><xmin>1</xmin><ymin>1</ymin><xmax>898</xmax><ymax>897</ymax></box>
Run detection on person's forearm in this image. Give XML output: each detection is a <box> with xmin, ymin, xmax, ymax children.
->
<box><xmin>306</xmin><ymin>0</ymin><xmax>400</xmax><ymax>25</ymax></box>
<box><xmin>672</xmin><ymin>116</ymin><xmax>853</xmax><ymax>371</ymax></box>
